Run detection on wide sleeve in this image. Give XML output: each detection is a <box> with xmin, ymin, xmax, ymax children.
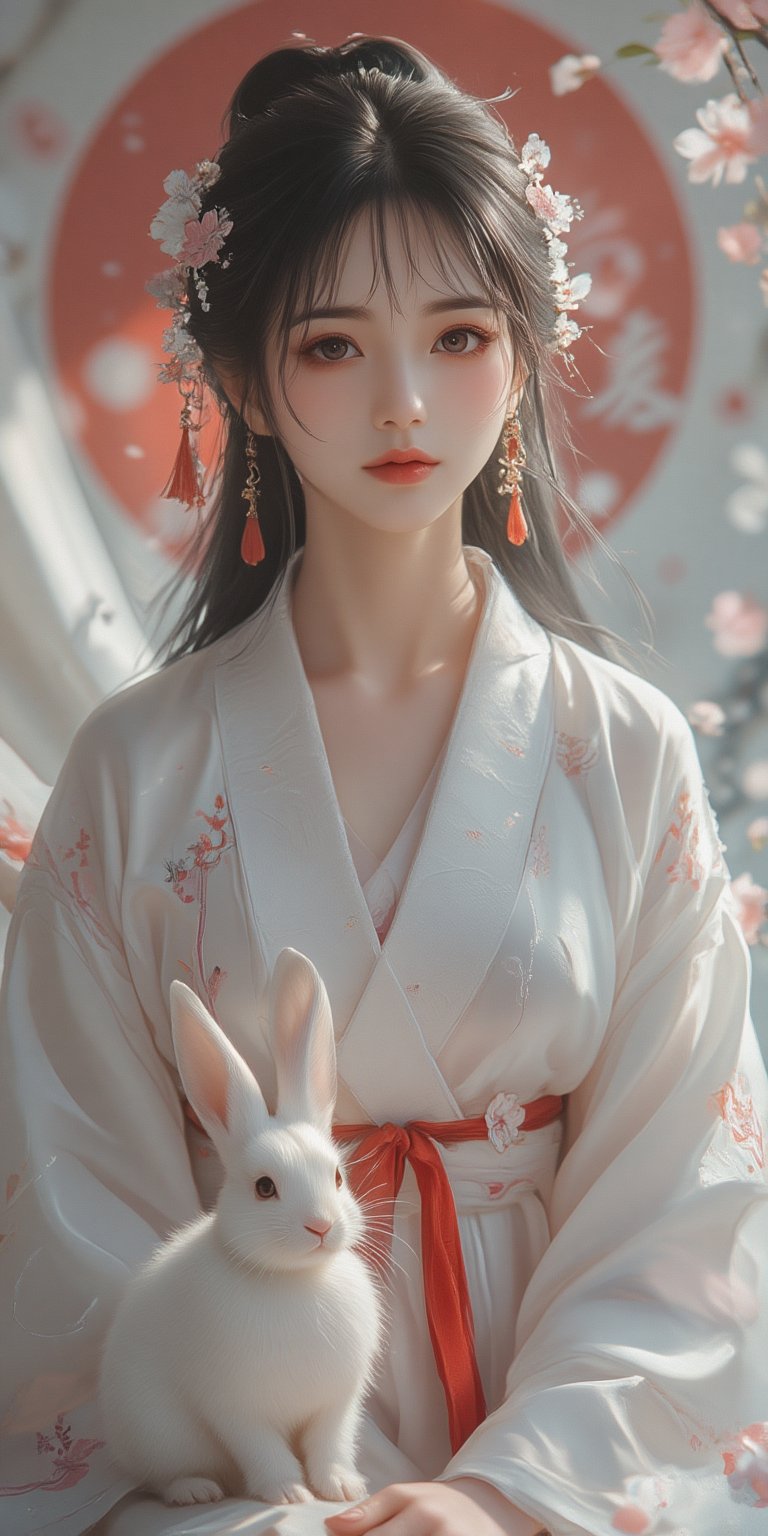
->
<box><xmin>438</xmin><ymin>706</ymin><xmax>768</xmax><ymax>1535</ymax></box>
<box><xmin>0</xmin><ymin>717</ymin><xmax>202</xmax><ymax>1536</ymax></box>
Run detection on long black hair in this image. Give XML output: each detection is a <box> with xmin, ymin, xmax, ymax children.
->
<box><xmin>150</xmin><ymin>34</ymin><xmax>656</xmax><ymax>674</ymax></box>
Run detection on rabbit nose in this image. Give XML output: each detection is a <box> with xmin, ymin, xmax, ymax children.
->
<box><xmin>305</xmin><ymin>1219</ymin><xmax>332</xmax><ymax>1239</ymax></box>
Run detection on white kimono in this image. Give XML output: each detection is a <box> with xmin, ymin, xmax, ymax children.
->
<box><xmin>1</xmin><ymin>546</ymin><xmax>767</xmax><ymax>1536</ymax></box>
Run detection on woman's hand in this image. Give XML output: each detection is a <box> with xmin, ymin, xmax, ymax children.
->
<box><xmin>323</xmin><ymin>1478</ymin><xmax>545</xmax><ymax>1535</ymax></box>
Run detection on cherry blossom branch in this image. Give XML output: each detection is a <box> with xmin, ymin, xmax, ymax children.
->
<box><xmin>699</xmin><ymin>0</ymin><xmax>765</xmax><ymax>96</ymax></box>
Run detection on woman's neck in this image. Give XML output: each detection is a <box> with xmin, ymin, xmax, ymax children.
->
<box><xmin>290</xmin><ymin>509</ymin><xmax>482</xmax><ymax>694</ymax></box>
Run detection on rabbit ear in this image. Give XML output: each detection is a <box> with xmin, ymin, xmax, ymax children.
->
<box><xmin>170</xmin><ymin>980</ymin><xmax>268</xmax><ymax>1162</ymax></box>
<box><xmin>268</xmin><ymin>949</ymin><xmax>337</xmax><ymax>1135</ymax></box>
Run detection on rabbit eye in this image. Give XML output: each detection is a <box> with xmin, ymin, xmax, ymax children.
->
<box><xmin>335</xmin><ymin>1167</ymin><xmax>343</xmax><ymax>1190</ymax></box>
<box><xmin>255</xmin><ymin>1176</ymin><xmax>277</xmax><ymax>1199</ymax></box>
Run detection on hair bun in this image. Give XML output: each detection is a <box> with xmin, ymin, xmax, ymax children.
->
<box><xmin>227</xmin><ymin>35</ymin><xmax>430</xmax><ymax>134</ymax></box>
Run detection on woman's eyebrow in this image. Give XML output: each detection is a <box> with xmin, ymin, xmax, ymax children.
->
<box><xmin>292</xmin><ymin>295</ymin><xmax>494</xmax><ymax>325</ymax></box>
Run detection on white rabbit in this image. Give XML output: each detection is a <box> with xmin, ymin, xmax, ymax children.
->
<box><xmin>98</xmin><ymin>947</ymin><xmax>383</xmax><ymax>1509</ymax></box>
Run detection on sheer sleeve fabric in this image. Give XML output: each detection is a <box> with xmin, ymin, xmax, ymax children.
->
<box><xmin>0</xmin><ymin>718</ymin><xmax>201</xmax><ymax>1535</ymax></box>
<box><xmin>439</xmin><ymin>707</ymin><xmax>768</xmax><ymax>1535</ymax></box>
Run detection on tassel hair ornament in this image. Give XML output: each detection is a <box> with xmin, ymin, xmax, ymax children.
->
<box><xmin>159</xmin><ymin>377</ymin><xmax>206</xmax><ymax>509</ymax></box>
<box><xmin>240</xmin><ymin>430</ymin><xmax>266</xmax><ymax>566</ymax></box>
<box><xmin>147</xmin><ymin>156</ymin><xmax>233</xmax><ymax>512</ymax></box>
<box><xmin>498</xmin><ymin>409</ymin><xmax>529</xmax><ymax>547</ymax></box>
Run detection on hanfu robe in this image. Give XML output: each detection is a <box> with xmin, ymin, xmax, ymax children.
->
<box><xmin>1</xmin><ymin>545</ymin><xmax>767</xmax><ymax>1536</ymax></box>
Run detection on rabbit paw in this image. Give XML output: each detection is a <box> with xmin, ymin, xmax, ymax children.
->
<box><xmin>312</xmin><ymin>1467</ymin><xmax>369</xmax><ymax>1502</ymax></box>
<box><xmin>162</xmin><ymin>1476</ymin><xmax>226</xmax><ymax>1506</ymax></box>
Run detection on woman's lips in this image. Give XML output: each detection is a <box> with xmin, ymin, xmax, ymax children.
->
<box><xmin>363</xmin><ymin>461</ymin><xmax>438</xmax><ymax>484</ymax></box>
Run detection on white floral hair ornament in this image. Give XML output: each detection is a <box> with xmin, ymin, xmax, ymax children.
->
<box><xmin>147</xmin><ymin>158</ymin><xmax>233</xmax><ymax>509</ymax></box>
<box><xmin>519</xmin><ymin>133</ymin><xmax>592</xmax><ymax>365</ymax></box>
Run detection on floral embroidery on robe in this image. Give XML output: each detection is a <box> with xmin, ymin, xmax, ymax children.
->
<box><xmin>164</xmin><ymin>791</ymin><xmax>233</xmax><ymax>1018</ymax></box>
<box><xmin>0</xmin><ymin>1411</ymin><xmax>105</xmax><ymax>1499</ymax></box>
<box><xmin>653</xmin><ymin>785</ymin><xmax>706</xmax><ymax>890</ymax></box>
<box><xmin>555</xmin><ymin>730</ymin><xmax>599</xmax><ymax>778</ymax></box>
<box><xmin>698</xmin><ymin>1071</ymin><xmax>766</xmax><ymax>1186</ymax></box>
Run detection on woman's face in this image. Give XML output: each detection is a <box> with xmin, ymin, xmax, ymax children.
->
<box><xmin>257</xmin><ymin>206</ymin><xmax>520</xmax><ymax>538</ymax></box>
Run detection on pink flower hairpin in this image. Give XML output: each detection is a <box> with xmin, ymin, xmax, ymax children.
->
<box><xmin>519</xmin><ymin>133</ymin><xmax>592</xmax><ymax>362</ymax></box>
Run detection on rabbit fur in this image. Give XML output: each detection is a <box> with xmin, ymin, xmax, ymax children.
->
<box><xmin>98</xmin><ymin>947</ymin><xmax>383</xmax><ymax>1509</ymax></box>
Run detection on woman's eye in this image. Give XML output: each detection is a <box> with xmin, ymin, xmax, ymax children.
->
<box><xmin>434</xmin><ymin>327</ymin><xmax>492</xmax><ymax>355</ymax></box>
<box><xmin>304</xmin><ymin>335</ymin><xmax>360</xmax><ymax>363</ymax></box>
<box><xmin>255</xmin><ymin>1176</ymin><xmax>277</xmax><ymax>1199</ymax></box>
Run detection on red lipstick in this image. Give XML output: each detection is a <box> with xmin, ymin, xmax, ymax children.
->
<box><xmin>363</xmin><ymin>448</ymin><xmax>440</xmax><ymax>484</ymax></box>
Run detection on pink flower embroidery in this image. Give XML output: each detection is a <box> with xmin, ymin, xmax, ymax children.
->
<box><xmin>722</xmin><ymin>1422</ymin><xmax>768</xmax><ymax>1508</ymax></box>
<box><xmin>179</xmin><ymin>208</ymin><xmax>233</xmax><ymax>268</ymax></box>
<box><xmin>653</xmin><ymin>787</ymin><xmax>704</xmax><ymax>890</ymax></box>
<box><xmin>674</xmin><ymin>93</ymin><xmax>758</xmax><ymax>187</ymax></box>
<box><xmin>654</xmin><ymin>2</ymin><xmax>728</xmax><ymax>83</ymax></box>
<box><xmin>711</xmin><ymin>1072</ymin><xmax>765</xmax><ymax>1171</ymax></box>
<box><xmin>0</xmin><ymin>1413</ymin><xmax>104</xmax><ymax>1497</ymax></box>
<box><xmin>0</xmin><ymin>801</ymin><xmax>33</xmax><ymax>862</ymax></box>
<box><xmin>556</xmin><ymin>731</ymin><xmax>598</xmax><ymax>778</ymax></box>
<box><xmin>485</xmin><ymin>1092</ymin><xmax>525</xmax><ymax>1152</ymax></box>
<box><xmin>164</xmin><ymin>793</ymin><xmax>233</xmax><ymax>1019</ymax></box>
<box><xmin>29</xmin><ymin>826</ymin><xmax>114</xmax><ymax>953</ymax></box>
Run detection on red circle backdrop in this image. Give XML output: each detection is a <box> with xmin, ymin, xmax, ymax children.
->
<box><xmin>48</xmin><ymin>0</ymin><xmax>695</xmax><ymax>559</ymax></box>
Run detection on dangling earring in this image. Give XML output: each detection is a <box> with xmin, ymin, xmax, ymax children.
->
<box><xmin>240</xmin><ymin>429</ymin><xmax>266</xmax><ymax>566</ymax></box>
<box><xmin>498</xmin><ymin>409</ymin><xmax>528</xmax><ymax>546</ymax></box>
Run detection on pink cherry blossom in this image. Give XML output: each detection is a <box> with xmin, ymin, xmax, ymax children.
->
<box><xmin>730</xmin><ymin>873</ymin><xmax>768</xmax><ymax>945</ymax></box>
<box><xmin>687</xmin><ymin>700</ymin><xmax>726</xmax><ymax>736</ymax></box>
<box><xmin>748</xmin><ymin>816</ymin><xmax>768</xmax><ymax>851</ymax></box>
<box><xmin>674</xmin><ymin>94</ymin><xmax>757</xmax><ymax>186</ymax></box>
<box><xmin>149</xmin><ymin>192</ymin><xmax>200</xmax><ymax>257</ymax></box>
<box><xmin>712</xmin><ymin>0</ymin><xmax>768</xmax><ymax>26</ymax></box>
<box><xmin>655</xmin><ymin>2</ymin><xmax>728</xmax><ymax>83</ymax></box>
<box><xmin>553</xmin><ymin>313</ymin><xmax>583</xmax><ymax>352</ymax></box>
<box><xmin>718</xmin><ymin>221</ymin><xmax>763</xmax><ymax>264</ymax></box>
<box><xmin>743</xmin><ymin>760</ymin><xmax>768</xmax><ymax>798</ymax></box>
<box><xmin>549</xmin><ymin>53</ymin><xmax>602</xmax><ymax>95</ymax></box>
<box><xmin>179</xmin><ymin>208</ymin><xmax>233</xmax><ymax>269</ymax></box>
<box><xmin>485</xmin><ymin>1091</ymin><xmax>525</xmax><ymax>1152</ymax></box>
<box><xmin>704</xmin><ymin>589</ymin><xmax>768</xmax><ymax>655</ymax></box>
<box><xmin>525</xmin><ymin>182</ymin><xmax>576</xmax><ymax>234</ymax></box>
<box><xmin>520</xmin><ymin>133</ymin><xmax>551</xmax><ymax>178</ymax></box>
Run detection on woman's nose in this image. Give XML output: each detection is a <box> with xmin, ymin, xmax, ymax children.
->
<box><xmin>373</xmin><ymin>365</ymin><xmax>427</xmax><ymax>431</ymax></box>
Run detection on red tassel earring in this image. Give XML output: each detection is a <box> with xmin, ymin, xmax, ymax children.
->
<box><xmin>498</xmin><ymin>409</ymin><xmax>529</xmax><ymax>546</ymax></box>
<box><xmin>240</xmin><ymin>429</ymin><xmax>266</xmax><ymax>566</ymax></box>
<box><xmin>161</xmin><ymin>378</ymin><xmax>206</xmax><ymax>509</ymax></box>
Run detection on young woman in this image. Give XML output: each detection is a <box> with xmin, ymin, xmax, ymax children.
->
<box><xmin>1</xmin><ymin>34</ymin><xmax>767</xmax><ymax>1536</ymax></box>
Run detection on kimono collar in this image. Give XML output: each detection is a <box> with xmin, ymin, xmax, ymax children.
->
<box><xmin>214</xmin><ymin>545</ymin><xmax>554</xmax><ymax>1123</ymax></box>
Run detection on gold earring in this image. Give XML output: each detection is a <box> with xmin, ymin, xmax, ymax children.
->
<box><xmin>240</xmin><ymin>430</ymin><xmax>266</xmax><ymax>566</ymax></box>
<box><xmin>498</xmin><ymin>409</ymin><xmax>528</xmax><ymax>546</ymax></box>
